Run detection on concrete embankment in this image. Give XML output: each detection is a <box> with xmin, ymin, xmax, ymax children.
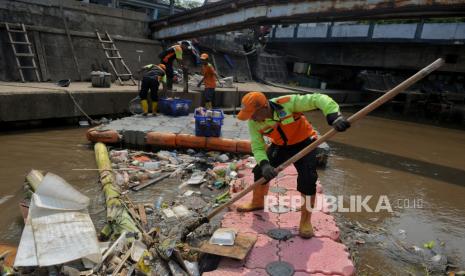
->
<box><xmin>0</xmin><ymin>81</ymin><xmax>363</xmax><ymax>126</ymax></box>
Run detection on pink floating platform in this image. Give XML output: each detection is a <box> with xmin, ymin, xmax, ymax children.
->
<box><xmin>204</xmin><ymin>165</ymin><xmax>355</xmax><ymax>276</ymax></box>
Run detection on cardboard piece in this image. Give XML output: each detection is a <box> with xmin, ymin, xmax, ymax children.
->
<box><xmin>198</xmin><ymin>233</ymin><xmax>257</xmax><ymax>260</ymax></box>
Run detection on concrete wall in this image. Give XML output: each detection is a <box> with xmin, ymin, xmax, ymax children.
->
<box><xmin>1</xmin><ymin>0</ymin><xmax>148</xmax><ymax>36</ymax></box>
<box><xmin>0</xmin><ymin>90</ymin><xmax>137</xmax><ymax>122</ymax></box>
<box><xmin>0</xmin><ymin>0</ymin><xmax>162</xmax><ymax>82</ymax></box>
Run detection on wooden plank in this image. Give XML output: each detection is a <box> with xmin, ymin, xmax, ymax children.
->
<box><xmin>132</xmin><ymin>173</ymin><xmax>170</xmax><ymax>191</ymax></box>
<box><xmin>197</xmin><ymin>233</ymin><xmax>257</xmax><ymax>260</ymax></box>
<box><xmin>137</xmin><ymin>204</ymin><xmax>147</xmax><ymax>229</ymax></box>
<box><xmin>0</xmin><ymin>243</ymin><xmax>17</xmax><ymax>267</ymax></box>
<box><xmin>59</xmin><ymin>0</ymin><xmax>81</xmax><ymax>81</ymax></box>
<box><xmin>119</xmin><ymin>268</ymin><xmax>128</xmax><ymax>276</ymax></box>
<box><xmin>32</xmin><ymin>30</ymin><xmax>48</xmax><ymax>81</ymax></box>
<box><xmin>111</xmin><ymin>250</ymin><xmax>131</xmax><ymax>276</ymax></box>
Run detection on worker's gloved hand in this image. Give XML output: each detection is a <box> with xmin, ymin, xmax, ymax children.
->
<box><xmin>327</xmin><ymin>112</ymin><xmax>351</xmax><ymax>132</ymax></box>
<box><xmin>260</xmin><ymin>160</ymin><xmax>277</xmax><ymax>181</ymax></box>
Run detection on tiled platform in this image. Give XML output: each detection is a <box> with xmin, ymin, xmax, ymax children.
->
<box><xmin>204</xmin><ymin>166</ymin><xmax>355</xmax><ymax>276</ymax></box>
<box><xmin>97</xmin><ymin>114</ymin><xmax>251</xmax><ymax>140</ymax></box>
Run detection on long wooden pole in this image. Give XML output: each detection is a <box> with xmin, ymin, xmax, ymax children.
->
<box><xmin>59</xmin><ymin>0</ymin><xmax>82</xmax><ymax>81</ymax></box>
<box><xmin>205</xmin><ymin>58</ymin><xmax>445</xmax><ymax>220</ymax></box>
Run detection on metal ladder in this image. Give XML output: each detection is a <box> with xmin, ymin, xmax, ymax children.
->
<box><xmin>96</xmin><ymin>30</ymin><xmax>136</xmax><ymax>85</ymax></box>
<box><xmin>5</xmin><ymin>22</ymin><xmax>41</xmax><ymax>82</ymax></box>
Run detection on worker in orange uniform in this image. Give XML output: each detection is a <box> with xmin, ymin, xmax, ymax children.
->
<box><xmin>159</xmin><ymin>41</ymin><xmax>190</xmax><ymax>90</ymax></box>
<box><xmin>236</xmin><ymin>91</ymin><xmax>350</xmax><ymax>238</ymax></box>
<box><xmin>139</xmin><ymin>64</ymin><xmax>166</xmax><ymax>116</ymax></box>
<box><xmin>197</xmin><ymin>53</ymin><xmax>221</xmax><ymax>109</ymax></box>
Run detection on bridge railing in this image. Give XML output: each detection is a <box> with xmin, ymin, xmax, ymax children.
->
<box><xmin>271</xmin><ymin>22</ymin><xmax>465</xmax><ymax>43</ymax></box>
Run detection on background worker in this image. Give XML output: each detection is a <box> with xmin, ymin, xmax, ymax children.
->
<box><xmin>197</xmin><ymin>53</ymin><xmax>221</xmax><ymax>109</ymax></box>
<box><xmin>236</xmin><ymin>91</ymin><xmax>350</xmax><ymax>238</ymax></box>
<box><xmin>139</xmin><ymin>64</ymin><xmax>166</xmax><ymax>116</ymax></box>
<box><xmin>158</xmin><ymin>41</ymin><xmax>190</xmax><ymax>90</ymax></box>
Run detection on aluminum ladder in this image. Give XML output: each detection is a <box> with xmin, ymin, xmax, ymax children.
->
<box><xmin>96</xmin><ymin>30</ymin><xmax>136</xmax><ymax>85</ymax></box>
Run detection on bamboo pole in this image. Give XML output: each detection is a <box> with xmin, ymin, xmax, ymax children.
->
<box><xmin>94</xmin><ymin>142</ymin><xmax>140</xmax><ymax>240</ymax></box>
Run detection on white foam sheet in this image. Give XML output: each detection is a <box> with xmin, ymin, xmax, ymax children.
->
<box><xmin>14</xmin><ymin>173</ymin><xmax>101</xmax><ymax>267</ymax></box>
<box><xmin>33</xmin><ymin>173</ymin><xmax>89</xmax><ymax>210</ymax></box>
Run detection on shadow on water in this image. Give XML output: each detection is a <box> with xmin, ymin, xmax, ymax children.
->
<box><xmin>329</xmin><ymin>141</ymin><xmax>465</xmax><ymax>187</ymax></box>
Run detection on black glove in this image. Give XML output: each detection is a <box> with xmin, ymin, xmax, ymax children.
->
<box><xmin>327</xmin><ymin>112</ymin><xmax>351</xmax><ymax>132</ymax></box>
<box><xmin>260</xmin><ymin>160</ymin><xmax>277</xmax><ymax>181</ymax></box>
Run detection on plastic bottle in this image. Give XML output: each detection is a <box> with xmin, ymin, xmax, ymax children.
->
<box><xmin>155</xmin><ymin>194</ymin><xmax>164</xmax><ymax>210</ymax></box>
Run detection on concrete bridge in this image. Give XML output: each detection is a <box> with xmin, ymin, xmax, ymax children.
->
<box><xmin>151</xmin><ymin>0</ymin><xmax>465</xmax><ymax>40</ymax></box>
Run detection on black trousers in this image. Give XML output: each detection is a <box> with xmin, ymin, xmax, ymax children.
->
<box><xmin>253</xmin><ymin>138</ymin><xmax>318</xmax><ymax>195</ymax></box>
<box><xmin>139</xmin><ymin>77</ymin><xmax>159</xmax><ymax>101</ymax></box>
<box><xmin>162</xmin><ymin>61</ymin><xmax>174</xmax><ymax>90</ymax></box>
<box><xmin>204</xmin><ymin>88</ymin><xmax>215</xmax><ymax>102</ymax></box>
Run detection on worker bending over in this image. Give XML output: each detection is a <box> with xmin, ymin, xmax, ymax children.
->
<box><xmin>159</xmin><ymin>41</ymin><xmax>190</xmax><ymax>90</ymax></box>
<box><xmin>139</xmin><ymin>64</ymin><xmax>166</xmax><ymax>116</ymax></box>
<box><xmin>237</xmin><ymin>91</ymin><xmax>350</xmax><ymax>238</ymax></box>
<box><xmin>197</xmin><ymin>53</ymin><xmax>221</xmax><ymax>109</ymax></box>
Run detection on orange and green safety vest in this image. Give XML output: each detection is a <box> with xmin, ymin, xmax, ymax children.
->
<box><xmin>248</xmin><ymin>93</ymin><xmax>340</xmax><ymax>163</ymax></box>
<box><xmin>161</xmin><ymin>44</ymin><xmax>183</xmax><ymax>64</ymax></box>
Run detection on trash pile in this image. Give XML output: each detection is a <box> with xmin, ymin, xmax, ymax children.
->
<box><xmin>109</xmin><ymin>148</ymin><xmax>251</xmax><ymax>195</ymax></box>
<box><xmin>337</xmin><ymin>216</ymin><xmax>457</xmax><ymax>275</ymax></box>
<box><xmin>187</xmin><ymin>73</ymin><xmax>234</xmax><ymax>88</ymax></box>
<box><xmin>13</xmin><ymin>146</ymin><xmax>255</xmax><ymax>275</ymax></box>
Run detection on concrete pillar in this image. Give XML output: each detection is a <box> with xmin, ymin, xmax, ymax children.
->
<box><xmin>169</xmin><ymin>0</ymin><xmax>175</xmax><ymax>15</ymax></box>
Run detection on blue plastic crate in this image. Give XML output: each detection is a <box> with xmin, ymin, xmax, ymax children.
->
<box><xmin>194</xmin><ymin>108</ymin><xmax>224</xmax><ymax>137</ymax></box>
<box><xmin>159</xmin><ymin>98</ymin><xmax>191</xmax><ymax>116</ymax></box>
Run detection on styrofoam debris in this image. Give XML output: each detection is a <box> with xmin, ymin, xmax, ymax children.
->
<box><xmin>143</xmin><ymin>161</ymin><xmax>160</xmax><ymax>170</ymax></box>
<box><xmin>162</xmin><ymin>208</ymin><xmax>176</xmax><ymax>218</ymax></box>
<box><xmin>209</xmin><ymin>228</ymin><xmax>237</xmax><ymax>246</ymax></box>
<box><xmin>217</xmin><ymin>154</ymin><xmax>229</xmax><ymax>162</ymax></box>
<box><xmin>130</xmin><ymin>240</ymin><xmax>147</xmax><ymax>262</ymax></box>
<box><xmin>173</xmin><ymin>205</ymin><xmax>191</xmax><ymax>217</ymax></box>
<box><xmin>183</xmin><ymin>190</ymin><xmax>195</xmax><ymax>197</ymax></box>
<box><xmin>184</xmin><ymin>171</ymin><xmax>206</xmax><ymax>185</ymax></box>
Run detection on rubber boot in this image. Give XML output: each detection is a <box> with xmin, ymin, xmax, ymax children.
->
<box><xmin>140</xmin><ymin>99</ymin><xmax>148</xmax><ymax>116</ymax></box>
<box><xmin>237</xmin><ymin>184</ymin><xmax>269</xmax><ymax>212</ymax></box>
<box><xmin>205</xmin><ymin>101</ymin><xmax>213</xmax><ymax>110</ymax></box>
<box><xmin>151</xmin><ymin>101</ymin><xmax>158</xmax><ymax>116</ymax></box>
<box><xmin>299</xmin><ymin>195</ymin><xmax>314</xmax><ymax>239</ymax></box>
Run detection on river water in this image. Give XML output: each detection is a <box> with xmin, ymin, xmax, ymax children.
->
<box><xmin>0</xmin><ymin>115</ymin><xmax>464</xmax><ymax>274</ymax></box>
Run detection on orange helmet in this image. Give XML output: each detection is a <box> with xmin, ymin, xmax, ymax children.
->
<box><xmin>158</xmin><ymin>64</ymin><xmax>166</xmax><ymax>71</ymax></box>
<box><xmin>200</xmin><ymin>53</ymin><xmax>209</xmax><ymax>60</ymax></box>
<box><xmin>237</xmin><ymin>91</ymin><xmax>268</xmax><ymax>121</ymax></box>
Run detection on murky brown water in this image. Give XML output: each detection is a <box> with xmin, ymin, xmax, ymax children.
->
<box><xmin>0</xmin><ymin>115</ymin><xmax>464</xmax><ymax>274</ymax></box>
<box><xmin>311</xmin><ymin>112</ymin><xmax>465</xmax><ymax>274</ymax></box>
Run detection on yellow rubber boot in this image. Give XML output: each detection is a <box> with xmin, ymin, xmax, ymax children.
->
<box><xmin>152</xmin><ymin>101</ymin><xmax>158</xmax><ymax>115</ymax></box>
<box><xmin>299</xmin><ymin>195</ymin><xmax>314</xmax><ymax>239</ymax></box>
<box><xmin>237</xmin><ymin>184</ymin><xmax>269</xmax><ymax>212</ymax></box>
<box><xmin>205</xmin><ymin>101</ymin><xmax>213</xmax><ymax>110</ymax></box>
<box><xmin>140</xmin><ymin>99</ymin><xmax>148</xmax><ymax>116</ymax></box>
